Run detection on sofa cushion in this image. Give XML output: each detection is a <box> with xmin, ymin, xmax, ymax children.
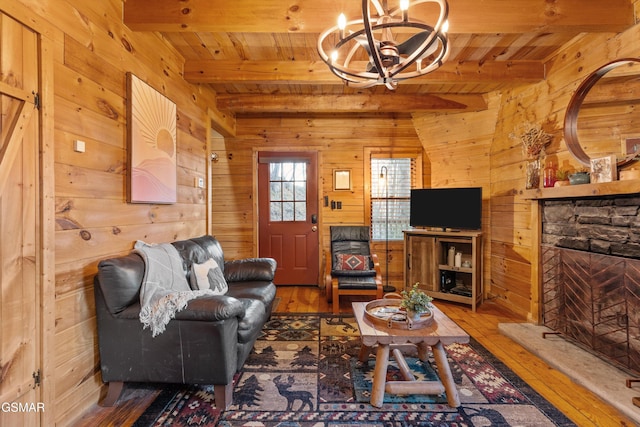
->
<box><xmin>177</xmin><ymin>295</ymin><xmax>245</xmax><ymax>321</ymax></box>
<box><xmin>191</xmin><ymin>235</ymin><xmax>226</xmax><ymax>272</ymax></box>
<box><xmin>172</xmin><ymin>238</ymin><xmax>213</xmax><ymax>285</ymax></box>
<box><xmin>335</xmin><ymin>253</ymin><xmax>371</xmax><ymax>271</ymax></box>
<box><xmin>236</xmin><ymin>298</ymin><xmax>269</xmax><ymax>345</ymax></box>
<box><xmin>336</xmin><ymin>276</ymin><xmax>378</xmax><ymax>289</ymax></box>
<box><xmin>224</xmin><ymin>258</ymin><xmax>277</xmax><ymax>282</ymax></box>
<box><xmin>96</xmin><ymin>253</ymin><xmax>144</xmax><ymax>315</ymax></box>
<box><xmin>190</xmin><ymin>258</ymin><xmax>228</xmax><ymax>294</ymax></box>
<box><xmin>226</xmin><ymin>281</ymin><xmax>276</xmax><ymax>307</ymax></box>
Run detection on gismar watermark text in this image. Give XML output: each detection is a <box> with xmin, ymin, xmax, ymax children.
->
<box><xmin>1</xmin><ymin>402</ymin><xmax>45</xmax><ymax>412</ymax></box>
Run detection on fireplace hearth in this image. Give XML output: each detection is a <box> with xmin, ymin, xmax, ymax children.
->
<box><xmin>542</xmin><ymin>245</ymin><xmax>640</xmax><ymax>375</ymax></box>
<box><xmin>541</xmin><ymin>195</ymin><xmax>640</xmax><ymax>376</ymax></box>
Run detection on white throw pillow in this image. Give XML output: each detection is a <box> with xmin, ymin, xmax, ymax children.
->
<box><xmin>190</xmin><ymin>258</ymin><xmax>228</xmax><ymax>295</ymax></box>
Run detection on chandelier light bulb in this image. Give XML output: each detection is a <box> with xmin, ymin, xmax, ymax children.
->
<box><xmin>330</xmin><ymin>50</ymin><xmax>339</xmax><ymax>63</ymax></box>
<box><xmin>337</xmin><ymin>13</ymin><xmax>347</xmax><ymax>30</ymax></box>
<box><xmin>400</xmin><ymin>0</ymin><xmax>409</xmax><ymax>20</ymax></box>
<box><xmin>442</xmin><ymin>20</ymin><xmax>449</xmax><ymax>33</ymax></box>
<box><xmin>337</xmin><ymin>13</ymin><xmax>347</xmax><ymax>39</ymax></box>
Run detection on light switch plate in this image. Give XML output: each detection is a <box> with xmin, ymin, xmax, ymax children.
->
<box><xmin>73</xmin><ymin>140</ymin><xmax>86</xmax><ymax>153</ymax></box>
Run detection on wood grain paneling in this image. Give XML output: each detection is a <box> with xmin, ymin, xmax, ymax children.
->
<box><xmin>412</xmin><ymin>93</ymin><xmax>499</xmax><ymax>306</ymax></box>
<box><xmin>3</xmin><ymin>0</ymin><xmax>640</xmax><ymax>424</ymax></box>
<box><xmin>1</xmin><ymin>0</ymin><xmax>216</xmax><ymax>424</ymax></box>
<box><xmin>413</xmin><ymin>30</ymin><xmax>640</xmax><ymax>319</ymax></box>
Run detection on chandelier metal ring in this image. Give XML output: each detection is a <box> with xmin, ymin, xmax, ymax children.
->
<box><xmin>317</xmin><ymin>0</ymin><xmax>450</xmax><ymax>90</ymax></box>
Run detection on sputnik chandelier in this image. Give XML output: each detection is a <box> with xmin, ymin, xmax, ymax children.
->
<box><xmin>317</xmin><ymin>0</ymin><xmax>450</xmax><ymax>90</ymax></box>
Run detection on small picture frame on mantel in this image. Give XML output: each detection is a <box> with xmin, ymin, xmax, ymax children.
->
<box><xmin>622</xmin><ymin>135</ymin><xmax>640</xmax><ymax>157</ymax></box>
<box><xmin>590</xmin><ymin>154</ymin><xmax>617</xmax><ymax>183</ymax></box>
<box><xmin>333</xmin><ymin>169</ymin><xmax>352</xmax><ymax>191</ymax></box>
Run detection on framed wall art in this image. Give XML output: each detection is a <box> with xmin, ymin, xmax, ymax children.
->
<box><xmin>590</xmin><ymin>154</ymin><xmax>617</xmax><ymax>183</ymax></box>
<box><xmin>127</xmin><ymin>73</ymin><xmax>177</xmax><ymax>204</ymax></box>
<box><xmin>333</xmin><ymin>169</ymin><xmax>352</xmax><ymax>191</ymax></box>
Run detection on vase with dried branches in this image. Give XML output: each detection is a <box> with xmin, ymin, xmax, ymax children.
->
<box><xmin>511</xmin><ymin>123</ymin><xmax>553</xmax><ymax>189</ymax></box>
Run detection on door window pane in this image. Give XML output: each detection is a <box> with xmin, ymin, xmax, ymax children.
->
<box><xmin>269</xmin><ymin>161</ymin><xmax>308</xmax><ymax>222</ymax></box>
<box><xmin>295</xmin><ymin>201</ymin><xmax>306</xmax><ymax>220</ymax></box>
<box><xmin>282</xmin><ymin>162</ymin><xmax>294</xmax><ymax>181</ymax></box>
<box><xmin>294</xmin><ymin>163</ymin><xmax>306</xmax><ymax>180</ymax></box>
<box><xmin>270</xmin><ymin>182</ymin><xmax>282</xmax><ymax>200</ymax></box>
<box><xmin>295</xmin><ymin>182</ymin><xmax>306</xmax><ymax>200</ymax></box>
<box><xmin>282</xmin><ymin>182</ymin><xmax>294</xmax><ymax>201</ymax></box>
<box><xmin>270</xmin><ymin>163</ymin><xmax>282</xmax><ymax>180</ymax></box>
<box><xmin>270</xmin><ymin>202</ymin><xmax>282</xmax><ymax>221</ymax></box>
<box><xmin>282</xmin><ymin>201</ymin><xmax>295</xmax><ymax>221</ymax></box>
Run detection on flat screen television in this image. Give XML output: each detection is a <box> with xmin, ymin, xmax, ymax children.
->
<box><xmin>410</xmin><ymin>187</ymin><xmax>482</xmax><ymax>230</ymax></box>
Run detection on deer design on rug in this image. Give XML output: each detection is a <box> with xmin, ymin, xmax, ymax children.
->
<box><xmin>273</xmin><ymin>375</ymin><xmax>314</xmax><ymax>411</ymax></box>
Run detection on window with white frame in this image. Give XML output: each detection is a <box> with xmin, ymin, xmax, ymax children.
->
<box><xmin>370</xmin><ymin>157</ymin><xmax>414</xmax><ymax>240</ymax></box>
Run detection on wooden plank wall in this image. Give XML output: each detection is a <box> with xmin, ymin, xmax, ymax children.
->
<box><xmin>411</xmin><ymin>92</ymin><xmax>500</xmax><ymax>308</ymax></box>
<box><xmin>4</xmin><ymin>0</ymin><xmax>218</xmax><ymax>424</ymax></box>
<box><xmin>412</xmin><ymin>22</ymin><xmax>640</xmax><ymax>319</ymax></box>
<box><xmin>496</xmin><ymin>25</ymin><xmax>640</xmax><ymax>319</ymax></box>
<box><xmin>3</xmin><ymin>0</ymin><xmax>640</xmax><ymax>424</ymax></box>
<box><xmin>212</xmin><ymin>114</ymin><xmax>427</xmax><ymax>289</ymax></box>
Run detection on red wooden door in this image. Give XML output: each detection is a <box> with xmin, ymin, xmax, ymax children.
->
<box><xmin>258</xmin><ymin>152</ymin><xmax>319</xmax><ymax>285</ymax></box>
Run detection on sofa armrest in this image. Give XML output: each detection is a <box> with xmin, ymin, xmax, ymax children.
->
<box><xmin>174</xmin><ymin>295</ymin><xmax>245</xmax><ymax>321</ymax></box>
<box><xmin>224</xmin><ymin>258</ymin><xmax>277</xmax><ymax>282</ymax></box>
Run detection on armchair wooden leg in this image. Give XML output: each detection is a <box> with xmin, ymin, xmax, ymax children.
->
<box><xmin>333</xmin><ymin>285</ymin><xmax>340</xmax><ymax>314</ymax></box>
<box><xmin>100</xmin><ymin>381</ymin><xmax>124</xmax><ymax>407</ymax></box>
<box><xmin>214</xmin><ymin>383</ymin><xmax>234</xmax><ymax>410</ymax></box>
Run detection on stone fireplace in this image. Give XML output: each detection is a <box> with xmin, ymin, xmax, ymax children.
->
<box><xmin>541</xmin><ymin>195</ymin><xmax>640</xmax><ymax>376</ymax></box>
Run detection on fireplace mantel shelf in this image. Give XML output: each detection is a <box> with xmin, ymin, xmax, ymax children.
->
<box><xmin>524</xmin><ymin>179</ymin><xmax>640</xmax><ymax>200</ymax></box>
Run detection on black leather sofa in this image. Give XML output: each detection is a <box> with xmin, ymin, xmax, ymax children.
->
<box><xmin>93</xmin><ymin>235</ymin><xmax>277</xmax><ymax>409</ymax></box>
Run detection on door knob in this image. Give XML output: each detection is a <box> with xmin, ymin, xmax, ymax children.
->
<box><xmin>311</xmin><ymin>225</ymin><xmax>318</xmax><ymax>232</ymax></box>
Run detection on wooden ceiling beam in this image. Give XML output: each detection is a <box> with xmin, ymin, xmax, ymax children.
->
<box><xmin>124</xmin><ymin>0</ymin><xmax>633</xmax><ymax>33</ymax></box>
<box><xmin>216</xmin><ymin>93</ymin><xmax>488</xmax><ymax>113</ymax></box>
<box><xmin>184</xmin><ymin>59</ymin><xmax>545</xmax><ymax>85</ymax></box>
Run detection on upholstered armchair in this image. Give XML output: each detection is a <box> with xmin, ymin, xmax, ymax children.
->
<box><xmin>324</xmin><ymin>226</ymin><xmax>383</xmax><ymax>313</ymax></box>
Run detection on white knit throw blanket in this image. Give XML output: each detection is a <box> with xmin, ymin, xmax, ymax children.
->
<box><xmin>134</xmin><ymin>241</ymin><xmax>214</xmax><ymax>337</ymax></box>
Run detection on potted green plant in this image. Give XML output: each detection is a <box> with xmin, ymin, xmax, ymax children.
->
<box><xmin>554</xmin><ymin>168</ymin><xmax>571</xmax><ymax>186</ymax></box>
<box><xmin>400</xmin><ymin>283</ymin><xmax>433</xmax><ymax>320</ymax></box>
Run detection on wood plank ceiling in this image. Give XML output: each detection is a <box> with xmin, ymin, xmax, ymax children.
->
<box><xmin>123</xmin><ymin>0</ymin><xmax>635</xmax><ymax>114</ymax></box>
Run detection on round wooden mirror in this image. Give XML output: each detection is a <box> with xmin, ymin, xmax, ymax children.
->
<box><xmin>564</xmin><ymin>58</ymin><xmax>640</xmax><ymax>167</ymax></box>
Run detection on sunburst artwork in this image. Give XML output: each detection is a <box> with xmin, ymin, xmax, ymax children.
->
<box><xmin>127</xmin><ymin>73</ymin><xmax>177</xmax><ymax>203</ymax></box>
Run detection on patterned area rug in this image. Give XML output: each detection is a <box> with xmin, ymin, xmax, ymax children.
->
<box><xmin>133</xmin><ymin>313</ymin><xmax>576</xmax><ymax>426</ymax></box>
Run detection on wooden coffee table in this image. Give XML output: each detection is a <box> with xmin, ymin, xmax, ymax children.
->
<box><xmin>352</xmin><ymin>301</ymin><xmax>469</xmax><ymax>408</ymax></box>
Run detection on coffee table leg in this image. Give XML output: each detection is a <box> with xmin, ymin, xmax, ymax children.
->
<box><xmin>370</xmin><ymin>344</ymin><xmax>389</xmax><ymax>407</ymax></box>
<box><xmin>432</xmin><ymin>341</ymin><xmax>460</xmax><ymax>407</ymax></box>
<box><xmin>417</xmin><ymin>342</ymin><xmax>429</xmax><ymax>361</ymax></box>
<box><xmin>358</xmin><ymin>344</ymin><xmax>372</xmax><ymax>363</ymax></box>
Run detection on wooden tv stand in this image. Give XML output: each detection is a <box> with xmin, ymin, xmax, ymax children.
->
<box><xmin>403</xmin><ymin>229</ymin><xmax>483</xmax><ymax>311</ymax></box>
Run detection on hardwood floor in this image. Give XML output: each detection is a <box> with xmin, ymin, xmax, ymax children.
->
<box><xmin>72</xmin><ymin>286</ymin><xmax>636</xmax><ymax>426</ymax></box>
